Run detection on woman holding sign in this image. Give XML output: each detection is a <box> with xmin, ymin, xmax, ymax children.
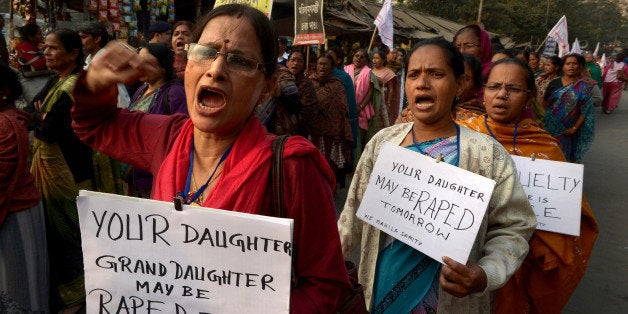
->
<box><xmin>458</xmin><ymin>58</ymin><xmax>599</xmax><ymax>313</ymax></box>
<box><xmin>71</xmin><ymin>4</ymin><xmax>351</xmax><ymax>312</ymax></box>
<box><xmin>338</xmin><ymin>38</ymin><xmax>536</xmax><ymax>313</ymax></box>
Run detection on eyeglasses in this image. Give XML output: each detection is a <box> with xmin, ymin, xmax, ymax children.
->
<box><xmin>185</xmin><ymin>43</ymin><xmax>265</xmax><ymax>74</ymax></box>
<box><xmin>455</xmin><ymin>43</ymin><xmax>481</xmax><ymax>50</ymax></box>
<box><xmin>484</xmin><ymin>83</ymin><xmax>531</xmax><ymax>95</ymax></box>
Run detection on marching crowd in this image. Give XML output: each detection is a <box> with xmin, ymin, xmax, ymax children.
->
<box><xmin>1</xmin><ymin>3</ymin><xmax>627</xmax><ymax>313</ymax></box>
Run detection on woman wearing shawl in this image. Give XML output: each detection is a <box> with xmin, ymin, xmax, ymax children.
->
<box><xmin>344</xmin><ymin>49</ymin><xmax>388</xmax><ymax>152</ymax></box>
<box><xmin>544</xmin><ymin>53</ymin><xmax>595</xmax><ymax>163</ymax></box>
<box><xmin>459</xmin><ymin>58</ymin><xmax>598</xmax><ymax>313</ymax></box>
<box><xmin>308</xmin><ymin>54</ymin><xmax>353</xmax><ymax>190</ymax></box>
<box><xmin>338</xmin><ymin>39</ymin><xmax>536</xmax><ymax>313</ymax></box>
<box><xmin>534</xmin><ymin>55</ymin><xmax>561</xmax><ymax>126</ymax></box>
<box><xmin>71</xmin><ymin>5</ymin><xmax>351</xmax><ymax>312</ymax></box>
<box><xmin>372</xmin><ymin>50</ymin><xmax>400</xmax><ymax>125</ymax></box>
<box><xmin>286</xmin><ymin>50</ymin><xmax>318</xmax><ymax>137</ymax></box>
<box><xmin>328</xmin><ymin>46</ymin><xmax>359</xmax><ymax>157</ymax></box>
<box><xmin>0</xmin><ymin>64</ymin><xmax>48</xmax><ymax>313</ymax></box>
<box><xmin>453</xmin><ymin>24</ymin><xmax>493</xmax><ymax>81</ymax></box>
<box><xmin>28</xmin><ymin>28</ymin><xmax>92</xmax><ymax>312</ymax></box>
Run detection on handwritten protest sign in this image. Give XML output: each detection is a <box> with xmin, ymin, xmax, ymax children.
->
<box><xmin>356</xmin><ymin>142</ymin><xmax>495</xmax><ymax>264</ymax></box>
<box><xmin>77</xmin><ymin>190</ymin><xmax>292</xmax><ymax>313</ymax></box>
<box><xmin>511</xmin><ymin>155</ymin><xmax>583</xmax><ymax>236</ymax></box>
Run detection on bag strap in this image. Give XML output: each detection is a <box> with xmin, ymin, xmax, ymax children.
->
<box><xmin>269</xmin><ymin>135</ymin><xmax>290</xmax><ymax>218</ymax></box>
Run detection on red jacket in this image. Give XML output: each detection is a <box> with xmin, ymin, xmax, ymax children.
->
<box><xmin>72</xmin><ymin>75</ymin><xmax>352</xmax><ymax>312</ymax></box>
<box><xmin>0</xmin><ymin>107</ymin><xmax>41</xmax><ymax>225</ymax></box>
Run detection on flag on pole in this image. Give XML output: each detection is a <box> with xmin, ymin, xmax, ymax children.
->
<box><xmin>571</xmin><ymin>38</ymin><xmax>581</xmax><ymax>54</ymax></box>
<box><xmin>599</xmin><ymin>53</ymin><xmax>607</xmax><ymax>69</ymax></box>
<box><xmin>548</xmin><ymin>15</ymin><xmax>569</xmax><ymax>57</ymax></box>
<box><xmin>374</xmin><ymin>0</ymin><xmax>394</xmax><ymax>50</ymax></box>
<box><xmin>593</xmin><ymin>42</ymin><xmax>600</xmax><ymax>57</ymax></box>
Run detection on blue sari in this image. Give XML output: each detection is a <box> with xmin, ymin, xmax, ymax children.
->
<box><xmin>544</xmin><ymin>79</ymin><xmax>595</xmax><ymax>163</ymax></box>
<box><xmin>371</xmin><ymin>137</ymin><xmax>458</xmax><ymax>314</ymax></box>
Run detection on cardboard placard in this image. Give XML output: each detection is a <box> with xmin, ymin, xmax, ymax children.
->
<box><xmin>511</xmin><ymin>155</ymin><xmax>583</xmax><ymax>236</ymax></box>
<box><xmin>77</xmin><ymin>191</ymin><xmax>292</xmax><ymax>313</ymax></box>
<box><xmin>356</xmin><ymin>142</ymin><xmax>495</xmax><ymax>264</ymax></box>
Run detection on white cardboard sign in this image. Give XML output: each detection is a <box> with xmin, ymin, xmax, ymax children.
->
<box><xmin>356</xmin><ymin>142</ymin><xmax>496</xmax><ymax>264</ymax></box>
<box><xmin>511</xmin><ymin>155</ymin><xmax>583</xmax><ymax>236</ymax></box>
<box><xmin>77</xmin><ymin>190</ymin><xmax>293</xmax><ymax>314</ymax></box>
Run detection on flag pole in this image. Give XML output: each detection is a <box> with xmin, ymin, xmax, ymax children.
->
<box><xmin>367</xmin><ymin>27</ymin><xmax>378</xmax><ymax>54</ymax></box>
<box><xmin>536</xmin><ymin>35</ymin><xmax>549</xmax><ymax>53</ymax></box>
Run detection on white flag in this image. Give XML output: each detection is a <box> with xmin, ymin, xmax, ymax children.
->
<box><xmin>571</xmin><ymin>38</ymin><xmax>581</xmax><ymax>54</ymax></box>
<box><xmin>599</xmin><ymin>53</ymin><xmax>607</xmax><ymax>69</ymax></box>
<box><xmin>374</xmin><ymin>0</ymin><xmax>394</xmax><ymax>50</ymax></box>
<box><xmin>548</xmin><ymin>15</ymin><xmax>569</xmax><ymax>57</ymax></box>
<box><xmin>593</xmin><ymin>42</ymin><xmax>600</xmax><ymax>57</ymax></box>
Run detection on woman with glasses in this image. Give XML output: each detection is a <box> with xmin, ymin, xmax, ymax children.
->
<box><xmin>70</xmin><ymin>4</ymin><xmax>351</xmax><ymax>311</ymax></box>
<box><xmin>543</xmin><ymin>53</ymin><xmax>595</xmax><ymax>163</ymax></box>
<box><xmin>338</xmin><ymin>38</ymin><xmax>536</xmax><ymax>313</ymax></box>
<box><xmin>308</xmin><ymin>54</ymin><xmax>353</xmax><ymax>190</ymax></box>
<box><xmin>458</xmin><ymin>58</ymin><xmax>598</xmax><ymax>313</ymax></box>
<box><xmin>344</xmin><ymin>49</ymin><xmax>388</xmax><ymax>154</ymax></box>
<box><xmin>453</xmin><ymin>24</ymin><xmax>493</xmax><ymax>80</ymax></box>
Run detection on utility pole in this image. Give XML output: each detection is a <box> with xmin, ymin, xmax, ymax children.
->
<box><xmin>477</xmin><ymin>0</ymin><xmax>484</xmax><ymax>23</ymax></box>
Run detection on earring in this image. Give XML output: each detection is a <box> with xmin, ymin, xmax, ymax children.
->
<box><xmin>454</xmin><ymin>96</ymin><xmax>460</xmax><ymax>103</ymax></box>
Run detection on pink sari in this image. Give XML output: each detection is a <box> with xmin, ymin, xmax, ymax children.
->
<box><xmin>345</xmin><ymin>64</ymin><xmax>374</xmax><ymax>130</ymax></box>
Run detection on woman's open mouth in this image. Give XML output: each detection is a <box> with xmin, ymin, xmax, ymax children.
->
<box><xmin>196</xmin><ymin>87</ymin><xmax>226</xmax><ymax>113</ymax></box>
<box><xmin>414</xmin><ymin>96</ymin><xmax>435</xmax><ymax>109</ymax></box>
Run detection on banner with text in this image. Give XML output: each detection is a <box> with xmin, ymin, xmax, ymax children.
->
<box><xmin>214</xmin><ymin>0</ymin><xmax>273</xmax><ymax>17</ymax></box>
<box><xmin>511</xmin><ymin>155</ymin><xmax>583</xmax><ymax>236</ymax></box>
<box><xmin>356</xmin><ymin>142</ymin><xmax>495</xmax><ymax>264</ymax></box>
<box><xmin>293</xmin><ymin>0</ymin><xmax>325</xmax><ymax>45</ymax></box>
<box><xmin>77</xmin><ymin>190</ymin><xmax>293</xmax><ymax>314</ymax></box>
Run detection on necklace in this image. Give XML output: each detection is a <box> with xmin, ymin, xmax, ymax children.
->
<box><xmin>178</xmin><ymin>139</ymin><xmax>233</xmax><ymax>205</ymax></box>
<box><xmin>411</xmin><ymin>123</ymin><xmax>461</xmax><ymax>166</ymax></box>
<box><xmin>484</xmin><ymin>115</ymin><xmax>519</xmax><ymax>155</ymax></box>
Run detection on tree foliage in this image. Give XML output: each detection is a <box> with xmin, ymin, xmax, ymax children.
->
<box><xmin>405</xmin><ymin>0</ymin><xmax>628</xmax><ymax>50</ymax></box>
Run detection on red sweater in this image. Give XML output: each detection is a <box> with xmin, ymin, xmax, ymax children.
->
<box><xmin>0</xmin><ymin>107</ymin><xmax>41</xmax><ymax>225</ymax></box>
<box><xmin>72</xmin><ymin>76</ymin><xmax>351</xmax><ymax>312</ymax></box>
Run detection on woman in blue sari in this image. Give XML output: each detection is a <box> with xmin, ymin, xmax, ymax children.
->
<box><xmin>543</xmin><ymin>53</ymin><xmax>595</xmax><ymax>163</ymax></box>
<box><xmin>338</xmin><ymin>38</ymin><xmax>536</xmax><ymax>313</ymax></box>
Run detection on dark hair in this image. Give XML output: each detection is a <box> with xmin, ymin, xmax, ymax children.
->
<box><xmin>77</xmin><ymin>21</ymin><xmax>110</xmax><ymax>48</ymax></box>
<box><xmin>353</xmin><ymin>49</ymin><xmax>370</xmax><ymax>64</ymax></box>
<box><xmin>191</xmin><ymin>4</ymin><xmax>277</xmax><ymax>77</ymax></box>
<box><xmin>173</xmin><ymin>20</ymin><xmax>194</xmax><ymax>32</ymax></box>
<box><xmin>454</xmin><ymin>25</ymin><xmax>480</xmax><ymax>43</ymax></box>
<box><xmin>529</xmin><ymin>51</ymin><xmax>540</xmax><ymax>59</ymax></box>
<box><xmin>18</xmin><ymin>24</ymin><xmax>41</xmax><ymax>43</ymax></box>
<box><xmin>492</xmin><ymin>49</ymin><xmax>514</xmax><ymax>59</ymax></box>
<box><xmin>318</xmin><ymin>53</ymin><xmax>335</xmax><ymax>65</ymax></box>
<box><xmin>547</xmin><ymin>55</ymin><xmax>562</xmax><ymax>67</ymax></box>
<box><xmin>562</xmin><ymin>53</ymin><xmax>585</xmax><ymax>69</ymax></box>
<box><xmin>0</xmin><ymin>64</ymin><xmax>23</xmax><ymax>106</ymax></box>
<box><xmin>372</xmin><ymin>51</ymin><xmax>387</xmax><ymax>67</ymax></box>
<box><xmin>515</xmin><ymin>50</ymin><xmax>530</xmax><ymax>63</ymax></box>
<box><xmin>48</xmin><ymin>28</ymin><xmax>85</xmax><ymax>68</ymax></box>
<box><xmin>405</xmin><ymin>38</ymin><xmax>465</xmax><ymax>79</ymax></box>
<box><xmin>327</xmin><ymin>45</ymin><xmax>345</xmax><ymax>68</ymax></box>
<box><xmin>144</xmin><ymin>43</ymin><xmax>175</xmax><ymax>80</ymax></box>
<box><xmin>489</xmin><ymin>58</ymin><xmax>537</xmax><ymax>96</ymax></box>
<box><xmin>288</xmin><ymin>49</ymin><xmax>304</xmax><ymax>61</ymax></box>
<box><xmin>463</xmin><ymin>53</ymin><xmax>482</xmax><ymax>90</ymax></box>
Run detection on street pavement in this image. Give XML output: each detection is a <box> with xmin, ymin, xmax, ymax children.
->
<box><xmin>334</xmin><ymin>90</ymin><xmax>628</xmax><ymax>313</ymax></box>
<box><xmin>564</xmin><ymin>90</ymin><xmax>628</xmax><ymax>313</ymax></box>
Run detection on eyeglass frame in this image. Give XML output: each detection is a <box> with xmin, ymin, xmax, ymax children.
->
<box><xmin>455</xmin><ymin>43</ymin><xmax>481</xmax><ymax>50</ymax></box>
<box><xmin>185</xmin><ymin>43</ymin><xmax>266</xmax><ymax>74</ymax></box>
<box><xmin>483</xmin><ymin>83</ymin><xmax>531</xmax><ymax>95</ymax></box>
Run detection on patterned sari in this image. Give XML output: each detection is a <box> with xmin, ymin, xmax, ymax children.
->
<box><xmin>544</xmin><ymin>79</ymin><xmax>595</xmax><ymax>163</ymax></box>
<box><xmin>30</xmin><ymin>74</ymin><xmax>87</xmax><ymax>309</ymax></box>
<box><xmin>371</xmin><ymin>137</ymin><xmax>458</xmax><ymax>314</ymax></box>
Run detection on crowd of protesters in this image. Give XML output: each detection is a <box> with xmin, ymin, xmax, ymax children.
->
<box><xmin>2</xmin><ymin>4</ymin><xmax>627</xmax><ymax>312</ymax></box>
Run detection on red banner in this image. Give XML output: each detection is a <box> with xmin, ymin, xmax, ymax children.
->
<box><xmin>293</xmin><ymin>0</ymin><xmax>325</xmax><ymax>46</ymax></box>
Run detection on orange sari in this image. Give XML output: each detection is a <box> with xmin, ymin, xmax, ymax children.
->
<box><xmin>458</xmin><ymin>116</ymin><xmax>599</xmax><ymax>314</ymax></box>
